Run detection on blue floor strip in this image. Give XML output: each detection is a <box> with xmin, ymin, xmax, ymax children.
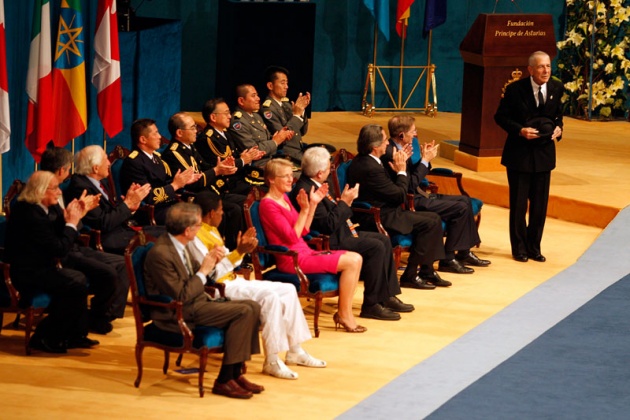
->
<box><xmin>340</xmin><ymin>205</ymin><xmax>630</xmax><ymax>420</ymax></box>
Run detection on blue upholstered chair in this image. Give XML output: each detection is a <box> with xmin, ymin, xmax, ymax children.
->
<box><xmin>0</xmin><ymin>216</ymin><xmax>51</xmax><ymax>355</ymax></box>
<box><xmin>243</xmin><ymin>189</ymin><xmax>339</xmax><ymax>338</ymax></box>
<box><xmin>124</xmin><ymin>232</ymin><xmax>225</xmax><ymax>398</ymax></box>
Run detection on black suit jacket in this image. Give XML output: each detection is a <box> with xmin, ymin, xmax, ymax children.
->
<box><xmin>290</xmin><ymin>175</ymin><xmax>354</xmax><ymax>248</ymax></box>
<box><xmin>381</xmin><ymin>138</ymin><xmax>430</xmax><ymax>194</ymax></box>
<box><xmin>346</xmin><ymin>153</ymin><xmax>415</xmax><ymax>235</ymax></box>
<box><xmin>5</xmin><ymin>201</ymin><xmax>79</xmax><ymax>288</ymax></box>
<box><xmin>120</xmin><ymin>149</ymin><xmax>179</xmax><ymax>208</ymax></box>
<box><xmin>495</xmin><ymin>76</ymin><xmax>564</xmax><ymax>172</ymax></box>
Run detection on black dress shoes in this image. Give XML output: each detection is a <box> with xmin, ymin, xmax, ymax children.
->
<box><xmin>89</xmin><ymin>318</ymin><xmax>113</xmax><ymax>335</ymax></box>
<box><xmin>383</xmin><ymin>296</ymin><xmax>415</xmax><ymax>313</ymax></box>
<box><xmin>456</xmin><ymin>251</ymin><xmax>491</xmax><ymax>267</ymax></box>
<box><xmin>29</xmin><ymin>335</ymin><xmax>67</xmax><ymax>354</ymax></box>
<box><xmin>513</xmin><ymin>254</ymin><xmax>529</xmax><ymax>262</ymax></box>
<box><xmin>419</xmin><ymin>271</ymin><xmax>452</xmax><ymax>287</ymax></box>
<box><xmin>400</xmin><ymin>275</ymin><xmax>436</xmax><ymax>290</ymax></box>
<box><xmin>438</xmin><ymin>259</ymin><xmax>474</xmax><ymax>274</ymax></box>
<box><xmin>529</xmin><ymin>254</ymin><xmax>546</xmax><ymax>262</ymax></box>
<box><xmin>67</xmin><ymin>336</ymin><xmax>100</xmax><ymax>349</ymax></box>
<box><xmin>360</xmin><ymin>303</ymin><xmax>401</xmax><ymax>320</ymax></box>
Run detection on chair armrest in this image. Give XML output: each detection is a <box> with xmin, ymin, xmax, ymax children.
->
<box><xmin>136</xmin><ymin>204</ymin><xmax>157</xmax><ymax>226</ymax></box>
<box><xmin>205</xmin><ymin>282</ymin><xmax>226</xmax><ymax>299</ymax></box>
<box><xmin>138</xmin><ymin>296</ymin><xmax>194</xmax><ymax>346</ymax></box>
<box><xmin>351</xmin><ymin>204</ymin><xmax>389</xmax><ymax>237</ymax></box>
<box><xmin>427</xmin><ymin>168</ymin><xmax>468</xmax><ymax>197</ymax></box>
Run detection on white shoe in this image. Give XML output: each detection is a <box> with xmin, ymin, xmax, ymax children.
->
<box><xmin>262</xmin><ymin>359</ymin><xmax>299</xmax><ymax>380</ymax></box>
<box><xmin>285</xmin><ymin>352</ymin><xmax>327</xmax><ymax>368</ymax></box>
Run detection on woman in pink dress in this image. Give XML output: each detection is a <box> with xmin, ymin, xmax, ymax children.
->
<box><xmin>259</xmin><ymin>159</ymin><xmax>366</xmax><ymax>333</ymax></box>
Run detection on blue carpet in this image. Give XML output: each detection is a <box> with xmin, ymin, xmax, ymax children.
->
<box><xmin>340</xmin><ymin>206</ymin><xmax>630</xmax><ymax>420</ymax></box>
<box><xmin>428</xmin><ymin>273</ymin><xmax>630</xmax><ymax>420</ymax></box>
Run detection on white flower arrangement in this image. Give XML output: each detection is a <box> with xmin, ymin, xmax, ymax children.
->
<box><xmin>556</xmin><ymin>0</ymin><xmax>630</xmax><ymax>119</ymax></box>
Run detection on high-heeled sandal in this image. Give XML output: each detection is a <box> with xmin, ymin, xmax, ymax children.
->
<box><xmin>333</xmin><ymin>312</ymin><xmax>367</xmax><ymax>333</ymax></box>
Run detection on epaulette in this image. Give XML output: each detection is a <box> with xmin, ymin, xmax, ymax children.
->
<box><xmin>262</xmin><ymin>99</ymin><xmax>272</xmax><ymax>107</ymax></box>
<box><xmin>205</xmin><ymin>129</ymin><xmax>214</xmax><ymax>137</ymax></box>
<box><xmin>169</xmin><ymin>142</ymin><xmax>179</xmax><ymax>150</ymax></box>
<box><xmin>129</xmin><ymin>150</ymin><xmax>139</xmax><ymax>159</ymax></box>
<box><xmin>154</xmin><ymin>151</ymin><xmax>162</xmax><ymax>156</ymax></box>
<box><xmin>233</xmin><ymin>111</ymin><xmax>242</xmax><ymax>119</ymax></box>
<box><xmin>281</xmin><ymin>97</ymin><xmax>290</xmax><ymax>102</ymax></box>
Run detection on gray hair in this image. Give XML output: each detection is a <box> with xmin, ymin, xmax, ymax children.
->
<box><xmin>357</xmin><ymin>124</ymin><xmax>385</xmax><ymax>155</ymax></box>
<box><xmin>165</xmin><ymin>202</ymin><xmax>201</xmax><ymax>235</ymax></box>
<box><xmin>18</xmin><ymin>171</ymin><xmax>55</xmax><ymax>204</ymax></box>
<box><xmin>301</xmin><ymin>147</ymin><xmax>331</xmax><ymax>178</ymax></box>
<box><xmin>528</xmin><ymin>51</ymin><xmax>549</xmax><ymax>66</ymax></box>
<box><xmin>75</xmin><ymin>145</ymin><xmax>105</xmax><ymax>175</ymax></box>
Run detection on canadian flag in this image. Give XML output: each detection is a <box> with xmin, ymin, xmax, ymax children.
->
<box><xmin>92</xmin><ymin>0</ymin><xmax>122</xmax><ymax>138</ymax></box>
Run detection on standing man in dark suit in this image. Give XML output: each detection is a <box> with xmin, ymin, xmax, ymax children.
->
<box><xmin>495</xmin><ymin>51</ymin><xmax>564</xmax><ymax>263</ymax></box>
<box><xmin>144</xmin><ymin>202</ymin><xmax>263</xmax><ymax>399</ymax></box>
<box><xmin>291</xmin><ymin>147</ymin><xmax>415</xmax><ymax>320</ymax></box>
<box><xmin>5</xmin><ymin>171</ymin><xmax>99</xmax><ymax>353</ymax></box>
<box><xmin>383</xmin><ymin>115</ymin><xmax>491</xmax><ymax>274</ymax></box>
<box><xmin>119</xmin><ymin>118</ymin><xmax>201</xmax><ymax>225</ymax></box>
<box><xmin>228</xmin><ymin>84</ymin><xmax>294</xmax><ymax>169</ymax></box>
<box><xmin>66</xmin><ymin>145</ymin><xmax>163</xmax><ymax>255</ymax></box>
<box><xmin>161</xmin><ymin>111</ymin><xmax>245</xmax><ymax>249</ymax></box>
<box><xmin>346</xmin><ymin>124</ymin><xmax>451</xmax><ymax>289</ymax></box>
<box><xmin>195</xmin><ymin>98</ymin><xmax>266</xmax><ymax>194</ymax></box>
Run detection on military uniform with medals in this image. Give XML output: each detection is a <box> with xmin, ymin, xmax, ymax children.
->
<box><xmin>260</xmin><ymin>96</ymin><xmax>307</xmax><ymax>165</ymax></box>
<box><xmin>227</xmin><ymin>106</ymin><xmax>278</xmax><ymax>168</ymax></box>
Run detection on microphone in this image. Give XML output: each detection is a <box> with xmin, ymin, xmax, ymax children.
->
<box><xmin>493</xmin><ymin>0</ymin><xmax>500</xmax><ymax>13</ymax></box>
<box><xmin>511</xmin><ymin>0</ymin><xmax>523</xmax><ymax>13</ymax></box>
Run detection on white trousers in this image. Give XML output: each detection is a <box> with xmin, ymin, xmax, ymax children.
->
<box><xmin>224</xmin><ymin>277</ymin><xmax>312</xmax><ymax>355</ymax></box>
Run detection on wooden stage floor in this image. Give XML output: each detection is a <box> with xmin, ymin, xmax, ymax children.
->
<box><xmin>1</xmin><ymin>112</ymin><xmax>627</xmax><ymax>419</ymax></box>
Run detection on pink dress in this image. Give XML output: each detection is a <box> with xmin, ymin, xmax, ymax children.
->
<box><xmin>259</xmin><ymin>194</ymin><xmax>345</xmax><ymax>274</ymax></box>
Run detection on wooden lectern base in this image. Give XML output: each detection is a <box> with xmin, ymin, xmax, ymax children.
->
<box><xmin>453</xmin><ymin>150</ymin><xmax>504</xmax><ymax>172</ymax></box>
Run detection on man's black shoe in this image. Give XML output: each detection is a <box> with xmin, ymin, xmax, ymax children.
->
<box><xmin>456</xmin><ymin>251</ymin><xmax>491</xmax><ymax>267</ymax></box>
<box><xmin>420</xmin><ymin>271</ymin><xmax>452</xmax><ymax>287</ymax></box>
<box><xmin>89</xmin><ymin>318</ymin><xmax>113</xmax><ymax>335</ymax></box>
<box><xmin>359</xmin><ymin>303</ymin><xmax>401</xmax><ymax>320</ymax></box>
<box><xmin>383</xmin><ymin>296</ymin><xmax>415</xmax><ymax>312</ymax></box>
<box><xmin>29</xmin><ymin>335</ymin><xmax>67</xmax><ymax>354</ymax></box>
<box><xmin>67</xmin><ymin>336</ymin><xmax>100</xmax><ymax>349</ymax></box>
<box><xmin>529</xmin><ymin>254</ymin><xmax>546</xmax><ymax>262</ymax></box>
<box><xmin>513</xmin><ymin>254</ymin><xmax>529</xmax><ymax>262</ymax></box>
<box><xmin>399</xmin><ymin>275</ymin><xmax>436</xmax><ymax>290</ymax></box>
<box><xmin>438</xmin><ymin>259</ymin><xmax>474</xmax><ymax>274</ymax></box>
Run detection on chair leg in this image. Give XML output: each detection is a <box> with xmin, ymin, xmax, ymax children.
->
<box><xmin>0</xmin><ymin>312</ymin><xmax>4</xmax><ymax>332</ymax></box>
<box><xmin>176</xmin><ymin>353</ymin><xmax>183</xmax><ymax>367</ymax></box>
<box><xmin>134</xmin><ymin>343</ymin><xmax>144</xmax><ymax>388</ymax></box>
<box><xmin>313</xmin><ymin>295</ymin><xmax>322</xmax><ymax>338</ymax></box>
<box><xmin>393</xmin><ymin>248</ymin><xmax>402</xmax><ymax>274</ymax></box>
<box><xmin>198</xmin><ymin>349</ymin><xmax>209</xmax><ymax>398</ymax></box>
<box><xmin>12</xmin><ymin>313</ymin><xmax>20</xmax><ymax>329</ymax></box>
<box><xmin>163</xmin><ymin>351</ymin><xmax>170</xmax><ymax>374</ymax></box>
<box><xmin>24</xmin><ymin>309</ymin><xmax>35</xmax><ymax>356</ymax></box>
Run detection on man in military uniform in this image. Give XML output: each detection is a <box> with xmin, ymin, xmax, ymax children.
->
<box><xmin>161</xmin><ymin>111</ymin><xmax>246</xmax><ymax>249</ymax></box>
<box><xmin>227</xmin><ymin>84</ymin><xmax>293</xmax><ymax>169</ymax></box>
<box><xmin>119</xmin><ymin>118</ymin><xmax>201</xmax><ymax>225</ymax></box>
<box><xmin>260</xmin><ymin>66</ymin><xmax>309</xmax><ymax>166</ymax></box>
<box><xmin>196</xmin><ymin>98</ymin><xmax>266</xmax><ymax>194</ymax></box>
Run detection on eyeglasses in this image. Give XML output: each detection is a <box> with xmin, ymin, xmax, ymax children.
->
<box><xmin>181</xmin><ymin>125</ymin><xmax>198</xmax><ymax>131</ymax></box>
<box><xmin>212</xmin><ymin>111</ymin><xmax>231</xmax><ymax>115</ymax></box>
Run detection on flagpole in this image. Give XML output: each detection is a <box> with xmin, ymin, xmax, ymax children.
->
<box><xmin>425</xmin><ymin>29</ymin><xmax>433</xmax><ymax>111</ymax></box>
<box><xmin>398</xmin><ymin>18</ymin><xmax>407</xmax><ymax>109</ymax></box>
<box><xmin>371</xmin><ymin>22</ymin><xmax>378</xmax><ymax>114</ymax></box>
<box><xmin>103</xmin><ymin>128</ymin><xmax>107</xmax><ymax>153</ymax></box>
<box><xmin>71</xmin><ymin>139</ymin><xmax>75</xmax><ymax>173</ymax></box>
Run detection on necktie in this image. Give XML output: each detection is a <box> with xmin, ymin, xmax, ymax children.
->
<box><xmin>183</xmin><ymin>248</ymin><xmax>195</xmax><ymax>276</ymax></box>
<box><xmin>326</xmin><ymin>193</ymin><xmax>359</xmax><ymax>238</ymax></box>
<box><xmin>537</xmin><ymin>87</ymin><xmax>545</xmax><ymax>112</ymax></box>
<box><xmin>98</xmin><ymin>182</ymin><xmax>109</xmax><ymax>201</ymax></box>
<box><xmin>152</xmin><ymin>154</ymin><xmax>160</xmax><ymax>165</ymax></box>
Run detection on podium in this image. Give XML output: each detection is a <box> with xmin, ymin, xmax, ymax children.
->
<box><xmin>457</xmin><ymin>14</ymin><xmax>556</xmax><ymax>171</ymax></box>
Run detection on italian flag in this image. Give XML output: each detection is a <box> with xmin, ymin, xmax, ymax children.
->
<box><xmin>92</xmin><ymin>0</ymin><xmax>122</xmax><ymax>138</ymax></box>
<box><xmin>0</xmin><ymin>0</ymin><xmax>10</xmax><ymax>154</ymax></box>
<box><xmin>25</xmin><ymin>0</ymin><xmax>54</xmax><ymax>162</ymax></box>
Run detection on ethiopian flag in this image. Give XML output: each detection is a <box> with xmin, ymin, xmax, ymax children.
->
<box><xmin>52</xmin><ymin>0</ymin><xmax>87</xmax><ymax>146</ymax></box>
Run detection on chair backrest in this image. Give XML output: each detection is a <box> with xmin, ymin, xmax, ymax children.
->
<box><xmin>2</xmin><ymin>180</ymin><xmax>25</xmax><ymax>219</ymax></box>
<box><xmin>125</xmin><ymin>232</ymin><xmax>157</xmax><ymax>323</ymax></box>
<box><xmin>107</xmin><ymin>145</ymin><xmax>131</xmax><ymax>203</ymax></box>
<box><xmin>331</xmin><ymin>148</ymin><xmax>355</xmax><ymax>199</ymax></box>
<box><xmin>242</xmin><ymin>189</ymin><xmax>275</xmax><ymax>274</ymax></box>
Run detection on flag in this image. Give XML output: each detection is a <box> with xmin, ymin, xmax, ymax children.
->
<box><xmin>396</xmin><ymin>0</ymin><xmax>415</xmax><ymax>38</ymax></box>
<box><xmin>52</xmin><ymin>0</ymin><xmax>87</xmax><ymax>146</ymax></box>
<box><xmin>424</xmin><ymin>0</ymin><xmax>447</xmax><ymax>33</ymax></box>
<box><xmin>0</xmin><ymin>0</ymin><xmax>10</xmax><ymax>154</ymax></box>
<box><xmin>92</xmin><ymin>0</ymin><xmax>122</xmax><ymax>138</ymax></box>
<box><xmin>363</xmin><ymin>0</ymin><xmax>390</xmax><ymax>41</ymax></box>
<box><xmin>25</xmin><ymin>0</ymin><xmax>54</xmax><ymax>162</ymax></box>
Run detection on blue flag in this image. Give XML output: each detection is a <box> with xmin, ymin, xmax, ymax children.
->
<box><xmin>363</xmin><ymin>0</ymin><xmax>390</xmax><ymax>41</ymax></box>
<box><xmin>424</xmin><ymin>0</ymin><xmax>447</xmax><ymax>33</ymax></box>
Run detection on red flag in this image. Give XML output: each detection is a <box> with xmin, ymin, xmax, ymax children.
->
<box><xmin>25</xmin><ymin>0</ymin><xmax>54</xmax><ymax>162</ymax></box>
<box><xmin>92</xmin><ymin>0</ymin><xmax>122</xmax><ymax>138</ymax></box>
<box><xmin>0</xmin><ymin>0</ymin><xmax>10</xmax><ymax>154</ymax></box>
<box><xmin>396</xmin><ymin>0</ymin><xmax>415</xmax><ymax>38</ymax></box>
